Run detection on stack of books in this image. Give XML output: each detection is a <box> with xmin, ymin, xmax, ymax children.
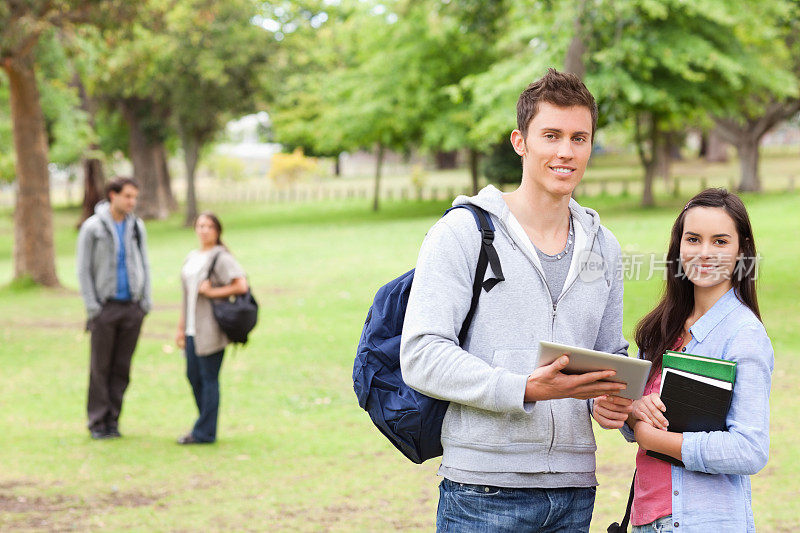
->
<box><xmin>646</xmin><ymin>350</ymin><xmax>737</xmax><ymax>466</ymax></box>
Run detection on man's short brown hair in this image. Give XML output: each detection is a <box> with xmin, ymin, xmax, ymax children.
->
<box><xmin>516</xmin><ymin>68</ymin><xmax>598</xmax><ymax>142</ymax></box>
<box><xmin>105</xmin><ymin>177</ymin><xmax>139</xmax><ymax>201</ymax></box>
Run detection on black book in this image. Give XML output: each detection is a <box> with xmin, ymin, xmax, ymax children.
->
<box><xmin>645</xmin><ymin>370</ymin><xmax>733</xmax><ymax>467</ymax></box>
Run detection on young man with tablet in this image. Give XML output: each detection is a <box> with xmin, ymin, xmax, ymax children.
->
<box><xmin>400</xmin><ymin>69</ymin><xmax>633</xmax><ymax>531</ymax></box>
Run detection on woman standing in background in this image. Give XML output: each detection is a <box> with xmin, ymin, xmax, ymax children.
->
<box><xmin>176</xmin><ymin>212</ymin><xmax>248</xmax><ymax>444</ymax></box>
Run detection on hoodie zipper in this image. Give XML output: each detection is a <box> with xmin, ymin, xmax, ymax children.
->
<box><xmin>494</xmin><ymin>214</ymin><xmax>601</xmax><ymax>459</ymax></box>
<box><xmin>545</xmin><ymin>231</ymin><xmax>600</xmax><ymax>457</ymax></box>
<box><xmin>494</xmin><ymin>215</ymin><xmax>600</xmax><ymax>340</ymax></box>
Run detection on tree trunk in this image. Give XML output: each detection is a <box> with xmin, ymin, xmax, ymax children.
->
<box><xmin>714</xmin><ymin>121</ymin><xmax>762</xmax><ymax>192</ymax></box>
<box><xmin>334</xmin><ymin>153</ymin><xmax>341</xmax><ymax>177</ymax></box>
<box><xmin>120</xmin><ymin>99</ymin><xmax>168</xmax><ymax>220</ymax></box>
<box><xmin>469</xmin><ymin>148</ymin><xmax>480</xmax><ymax>195</ymax></box>
<box><xmin>155</xmin><ymin>143</ymin><xmax>177</xmax><ymax>212</ymax></box>
<box><xmin>3</xmin><ymin>52</ymin><xmax>60</xmax><ymax>286</ymax></box>
<box><xmin>736</xmin><ymin>138</ymin><xmax>761</xmax><ymax>192</ymax></box>
<box><xmin>79</xmin><ymin>157</ymin><xmax>105</xmax><ymax>226</ymax></box>
<box><xmin>73</xmin><ymin>71</ymin><xmax>105</xmax><ymax>226</ymax></box>
<box><xmin>714</xmin><ymin>99</ymin><xmax>800</xmax><ymax>192</ymax></box>
<box><xmin>182</xmin><ymin>132</ymin><xmax>200</xmax><ymax>226</ymax></box>
<box><xmin>564</xmin><ymin>0</ymin><xmax>587</xmax><ymax>79</ymax></box>
<box><xmin>656</xmin><ymin>132</ymin><xmax>672</xmax><ymax>183</ymax></box>
<box><xmin>634</xmin><ymin>112</ymin><xmax>659</xmax><ymax>208</ymax></box>
<box><xmin>372</xmin><ymin>143</ymin><xmax>384</xmax><ymax>212</ymax></box>
<box><xmin>434</xmin><ymin>150</ymin><xmax>458</xmax><ymax>170</ymax></box>
<box><xmin>705</xmin><ymin>130</ymin><xmax>729</xmax><ymax>163</ymax></box>
<box><xmin>641</xmin><ymin>161</ymin><xmax>657</xmax><ymax>207</ymax></box>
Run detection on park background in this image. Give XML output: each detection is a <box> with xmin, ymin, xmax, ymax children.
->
<box><xmin>2</xmin><ymin>1</ymin><xmax>800</xmax><ymax>531</ymax></box>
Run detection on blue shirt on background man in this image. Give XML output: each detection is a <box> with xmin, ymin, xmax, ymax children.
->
<box><xmin>114</xmin><ymin>219</ymin><xmax>131</xmax><ymax>301</ymax></box>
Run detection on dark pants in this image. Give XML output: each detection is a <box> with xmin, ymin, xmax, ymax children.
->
<box><xmin>87</xmin><ymin>301</ymin><xmax>145</xmax><ymax>432</ymax></box>
<box><xmin>184</xmin><ymin>336</ymin><xmax>225</xmax><ymax>443</ymax></box>
<box><xmin>436</xmin><ymin>478</ymin><xmax>596</xmax><ymax>533</ymax></box>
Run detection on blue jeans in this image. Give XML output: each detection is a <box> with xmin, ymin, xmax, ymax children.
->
<box><xmin>632</xmin><ymin>515</ymin><xmax>673</xmax><ymax>533</ymax></box>
<box><xmin>436</xmin><ymin>478</ymin><xmax>595</xmax><ymax>532</ymax></box>
<box><xmin>185</xmin><ymin>336</ymin><xmax>224</xmax><ymax>442</ymax></box>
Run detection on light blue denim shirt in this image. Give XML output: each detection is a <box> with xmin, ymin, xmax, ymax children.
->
<box><xmin>621</xmin><ymin>287</ymin><xmax>774</xmax><ymax>532</ymax></box>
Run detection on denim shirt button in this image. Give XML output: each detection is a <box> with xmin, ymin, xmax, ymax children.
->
<box><xmin>674</xmin><ymin>490</ymin><xmax>679</xmax><ymax>496</ymax></box>
<box><xmin>674</xmin><ymin>522</ymin><xmax>680</xmax><ymax>528</ymax></box>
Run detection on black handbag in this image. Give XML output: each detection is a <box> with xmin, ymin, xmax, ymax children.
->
<box><xmin>206</xmin><ymin>252</ymin><xmax>258</xmax><ymax>344</ymax></box>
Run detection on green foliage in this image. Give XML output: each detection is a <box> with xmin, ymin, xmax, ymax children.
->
<box><xmin>272</xmin><ymin>1</ymin><xmax>455</xmax><ymax>156</ymax></box>
<box><xmin>0</xmin><ymin>0</ymin><xmax>139</xmax><ymax>182</ymax></box>
<box><xmin>586</xmin><ymin>0</ymin><xmax>796</xmax><ymax>126</ymax></box>
<box><xmin>0</xmin><ymin>30</ymin><xmax>96</xmax><ymax>181</ymax></box>
<box><xmin>482</xmin><ymin>135</ymin><xmax>521</xmax><ymax>186</ymax></box>
<box><xmin>93</xmin><ymin>106</ymin><xmax>129</xmax><ymax>157</ymax></box>
<box><xmin>36</xmin><ymin>30</ymin><xmax>94</xmax><ymax>166</ymax></box>
<box><xmin>266</xmin><ymin>1</ymin><xmax>357</xmax><ymax>157</ymax></box>
<box><xmin>164</xmin><ymin>0</ymin><xmax>275</xmax><ymax>144</ymax></box>
<box><xmin>413</xmin><ymin>0</ymin><xmax>509</xmax><ymax>153</ymax></box>
<box><xmin>315</xmin><ymin>2</ymin><xmax>426</xmax><ymax>153</ymax></box>
<box><xmin>271</xmin><ymin>0</ymin><xmax>511</xmax><ymax>159</ymax></box>
<box><xmin>70</xmin><ymin>0</ymin><xmax>275</xmax><ymax>190</ymax></box>
<box><xmin>460</xmin><ymin>0</ymin><xmax>570</xmax><ymax>142</ymax></box>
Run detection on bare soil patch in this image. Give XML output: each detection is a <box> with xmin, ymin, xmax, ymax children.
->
<box><xmin>0</xmin><ymin>481</ymin><xmax>163</xmax><ymax>532</ymax></box>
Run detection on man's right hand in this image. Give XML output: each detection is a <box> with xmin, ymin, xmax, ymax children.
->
<box><xmin>524</xmin><ymin>355</ymin><xmax>626</xmax><ymax>402</ymax></box>
<box><xmin>176</xmin><ymin>330</ymin><xmax>186</xmax><ymax>349</ymax></box>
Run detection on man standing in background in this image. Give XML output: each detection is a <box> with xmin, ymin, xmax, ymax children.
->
<box><xmin>77</xmin><ymin>177</ymin><xmax>151</xmax><ymax>440</ymax></box>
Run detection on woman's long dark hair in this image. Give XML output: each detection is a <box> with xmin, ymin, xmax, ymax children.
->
<box><xmin>195</xmin><ymin>211</ymin><xmax>227</xmax><ymax>249</ymax></box>
<box><xmin>634</xmin><ymin>188</ymin><xmax>761</xmax><ymax>377</ymax></box>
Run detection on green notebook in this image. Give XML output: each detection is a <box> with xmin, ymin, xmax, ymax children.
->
<box><xmin>662</xmin><ymin>350</ymin><xmax>737</xmax><ymax>384</ymax></box>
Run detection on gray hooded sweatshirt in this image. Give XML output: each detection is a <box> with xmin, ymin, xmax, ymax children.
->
<box><xmin>77</xmin><ymin>201</ymin><xmax>152</xmax><ymax>319</ymax></box>
<box><xmin>400</xmin><ymin>185</ymin><xmax>628</xmax><ymax>484</ymax></box>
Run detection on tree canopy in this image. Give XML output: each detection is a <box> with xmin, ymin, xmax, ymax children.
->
<box><xmin>3</xmin><ymin>0</ymin><xmax>800</xmax><ymax>285</ymax></box>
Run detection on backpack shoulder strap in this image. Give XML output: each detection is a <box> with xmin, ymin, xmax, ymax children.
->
<box><xmin>445</xmin><ymin>204</ymin><xmax>505</xmax><ymax>346</ymax></box>
<box><xmin>132</xmin><ymin>218</ymin><xmax>143</xmax><ymax>253</ymax></box>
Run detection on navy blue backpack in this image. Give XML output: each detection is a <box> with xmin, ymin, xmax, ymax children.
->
<box><xmin>353</xmin><ymin>205</ymin><xmax>504</xmax><ymax>463</ymax></box>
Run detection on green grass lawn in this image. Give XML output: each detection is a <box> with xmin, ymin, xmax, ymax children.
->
<box><xmin>0</xmin><ymin>189</ymin><xmax>798</xmax><ymax>531</ymax></box>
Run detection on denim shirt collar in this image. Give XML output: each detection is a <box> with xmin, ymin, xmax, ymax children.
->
<box><xmin>688</xmin><ymin>287</ymin><xmax>741</xmax><ymax>343</ymax></box>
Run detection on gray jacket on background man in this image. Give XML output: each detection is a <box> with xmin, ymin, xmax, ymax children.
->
<box><xmin>77</xmin><ymin>201</ymin><xmax>152</xmax><ymax>319</ymax></box>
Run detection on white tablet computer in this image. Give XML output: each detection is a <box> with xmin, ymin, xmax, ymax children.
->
<box><xmin>538</xmin><ymin>341</ymin><xmax>651</xmax><ymax>400</ymax></box>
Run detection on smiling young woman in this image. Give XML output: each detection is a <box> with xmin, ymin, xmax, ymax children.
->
<box><xmin>598</xmin><ymin>188</ymin><xmax>774</xmax><ymax>532</ymax></box>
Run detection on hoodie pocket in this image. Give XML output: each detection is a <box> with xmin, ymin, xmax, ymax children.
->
<box><xmin>445</xmin><ymin>349</ymin><xmax>550</xmax><ymax>447</ymax></box>
<box><xmin>550</xmin><ymin>398</ymin><xmax>596</xmax><ymax>451</ymax></box>
<box><xmin>490</xmin><ymin>349</ymin><xmax>537</xmax><ymax>374</ymax></box>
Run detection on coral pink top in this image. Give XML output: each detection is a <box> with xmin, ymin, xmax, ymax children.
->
<box><xmin>632</xmin><ymin>339</ymin><xmax>683</xmax><ymax>526</ymax></box>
